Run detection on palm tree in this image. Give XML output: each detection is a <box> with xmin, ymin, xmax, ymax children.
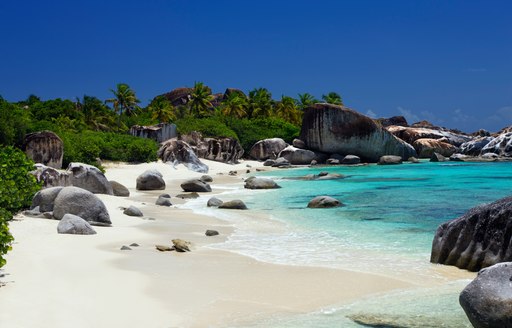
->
<box><xmin>248</xmin><ymin>88</ymin><xmax>273</xmax><ymax>118</ymax></box>
<box><xmin>275</xmin><ymin>95</ymin><xmax>302</xmax><ymax>125</ymax></box>
<box><xmin>220</xmin><ymin>93</ymin><xmax>247</xmax><ymax>118</ymax></box>
<box><xmin>105</xmin><ymin>83</ymin><xmax>140</xmax><ymax>117</ymax></box>
<box><xmin>297</xmin><ymin>93</ymin><xmax>318</xmax><ymax>110</ymax></box>
<box><xmin>188</xmin><ymin>82</ymin><xmax>213</xmax><ymax>117</ymax></box>
<box><xmin>75</xmin><ymin>95</ymin><xmax>117</xmax><ymax>131</ymax></box>
<box><xmin>148</xmin><ymin>97</ymin><xmax>176</xmax><ymax>123</ymax></box>
<box><xmin>321</xmin><ymin>92</ymin><xmax>343</xmax><ymax>105</ymax></box>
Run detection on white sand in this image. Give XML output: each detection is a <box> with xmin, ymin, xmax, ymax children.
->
<box><xmin>0</xmin><ymin>159</ymin><xmax>474</xmax><ymax>328</ymax></box>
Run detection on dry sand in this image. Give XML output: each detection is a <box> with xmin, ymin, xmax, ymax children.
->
<box><xmin>0</xmin><ymin>159</ymin><xmax>473</xmax><ymax>328</ymax></box>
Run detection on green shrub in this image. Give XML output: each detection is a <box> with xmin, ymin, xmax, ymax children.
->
<box><xmin>0</xmin><ymin>146</ymin><xmax>41</xmax><ymax>267</ymax></box>
<box><xmin>0</xmin><ymin>100</ymin><xmax>31</xmax><ymax>147</ymax></box>
<box><xmin>175</xmin><ymin>117</ymin><xmax>238</xmax><ymax>139</ymax></box>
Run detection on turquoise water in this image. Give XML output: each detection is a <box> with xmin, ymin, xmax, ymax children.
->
<box><xmin>186</xmin><ymin>161</ymin><xmax>512</xmax><ymax>327</ymax></box>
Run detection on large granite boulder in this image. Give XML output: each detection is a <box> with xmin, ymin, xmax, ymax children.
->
<box><xmin>159</xmin><ymin>87</ymin><xmax>194</xmax><ymax>106</ymax></box>
<box><xmin>387</xmin><ymin>125</ymin><xmax>472</xmax><ymax>146</ymax></box>
<box><xmin>481</xmin><ymin>132</ymin><xmax>512</xmax><ymax>157</ymax></box>
<box><xmin>23</xmin><ymin>131</ymin><xmax>63</xmax><ymax>169</ymax></box>
<box><xmin>460</xmin><ymin>262</ymin><xmax>512</xmax><ymax>328</ymax></box>
<box><xmin>307</xmin><ymin>196</ymin><xmax>342</xmax><ymax>208</ymax></box>
<box><xmin>300</xmin><ymin>104</ymin><xmax>416</xmax><ymax>162</ymax></box>
<box><xmin>129</xmin><ymin>123</ymin><xmax>177</xmax><ymax>143</ymax></box>
<box><xmin>431</xmin><ymin>196</ymin><xmax>512</xmax><ymax>271</ymax></box>
<box><xmin>376</xmin><ymin>115</ymin><xmax>409</xmax><ymax>127</ymax></box>
<box><xmin>459</xmin><ymin>137</ymin><xmax>494</xmax><ymax>156</ymax></box>
<box><xmin>30</xmin><ymin>164</ymin><xmax>71</xmax><ymax>188</ymax></box>
<box><xmin>57</xmin><ymin>214</ymin><xmax>97</xmax><ymax>235</ymax></box>
<box><xmin>31</xmin><ymin>186</ymin><xmax>64</xmax><ymax>212</ymax></box>
<box><xmin>278</xmin><ymin>146</ymin><xmax>318</xmax><ymax>165</ymax></box>
<box><xmin>53</xmin><ymin>186</ymin><xmax>111</xmax><ymax>226</ymax></box>
<box><xmin>244</xmin><ymin>177</ymin><xmax>281</xmax><ymax>189</ymax></box>
<box><xmin>412</xmin><ymin>138</ymin><xmax>458</xmax><ymax>158</ymax></box>
<box><xmin>180</xmin><ymin>179</ymin><xmax>212</xmax><ymax>192</ymax></box>
<box><xmin>110</xmin><ymin>181</ymin><xmax>130</xmax><ymax>197</ymax></box>
<box><xmin>249</xmin><ymin>138</ymin><xmax>288</xmax><ymax>161</ymax></box>
<box><xmin>194</xmin><ymin>137</ymin><xmax>244</xmax><ymax>164</ymax></box>
<box><xmin>67</xmin><ymin>163</ymin><xmax>113</xmax><ymax>195</ymax></box>
<box><xmin>136</xmin><ymin>170</ymin><xmax>166</xmax><ymax>190</ymax></box>
<box><xmin>157</xmin><ymin>138</ymin><xmax>209</xmax><ymax>173</ymax></box>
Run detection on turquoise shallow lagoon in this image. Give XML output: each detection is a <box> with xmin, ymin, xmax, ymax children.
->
<box><xmin>186</xmin><ymin>161</ymin><xmax>512</xmax><ymax>327</ymax></box>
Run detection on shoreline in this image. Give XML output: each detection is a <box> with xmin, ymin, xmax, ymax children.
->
<box><xmin>0</xmin><ymin>159</ymin><xmax>475</xmax><ymax>327</ymax></box>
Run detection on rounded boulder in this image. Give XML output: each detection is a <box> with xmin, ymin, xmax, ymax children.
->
<box><xmin>136</xmin><ymin>169</ymin><xmax>166</xmax><ymax>190</ymax></box>
<box><xmin>53</xmin><ymin>186</ymin><xmax>111</xmax><ymax>226</ymax></box>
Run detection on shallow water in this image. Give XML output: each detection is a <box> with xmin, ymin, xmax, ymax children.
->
<box><xmin>184</xmin><ymin>161</ymin><xmax>512</xmax><ymax>327</ymax></box>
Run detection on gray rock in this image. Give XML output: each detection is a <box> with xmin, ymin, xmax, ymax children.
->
<box><xmin>172</xmin><ymin>239</ymin><xmax>191</xmax><ymax>252</ymax></box>
<box><xmin>341</xmin><ymin>155</ymin><xmax>361</xmax><ymax>164</ymax></box>
<box><xmin>205</xmin><ymin>230</ymin><xmax>220</xmax><ymax>236</ymax></box>
<box><xmin>200</xmin><ymin>175</ymin><xmax>213</xmax><ymax>182</ymax></box>
<box><xmin>430</xmin><ymin>152</ymin><xmax>447</xmax><ymax>162</ymax></box>
<box><xmin>249</xmin><ymin>138</ymin><xmax>288</xmax><ymax>161</ymax></box>
<box><xmin>23</xmin><ymin>130</ymin><xmax>63</xmax><ymax>169</ymax></box>
<box><xmin>110</xmin><ymin>181</ymin><xmax>130</xmax><ymax>197</ymax></box>
<box><xmin>57</xmin><ymin>214</ymin><xmax>97</xmax><ymax>235</ymax></box>
<box><xmin>278</xmin><ymin>146</ymin><xmax>317</xmax><ymax>165</ymax></box>
<box><xmin>244</xmin><ymin>177</ymin><xmax>281</xmax><ymax>189</ymax></box>
<box><xmin>482</xmin><ymin>152</ymin><xmax>499</xmax><ymax>159</ymax></box>
<box><xmin>460</xmin><ymin>262</ymin><xmax>512</xmax><ymax>328</ymax></box>
<box><xmin>180</xmin><ymin>179</ymin><xmax>212</xmax><ymax>192</ymax></box>
<box><xmin>326</xmin><ymin>158</ymin><xmax>340</xmax><ymax>165</ymax></box>
<box><xmin>157</xmin><ymin>138</ymin><xmax>209</xmax><ymax>173</ymax></box>
<box><xmin>408</xmin><ymin>156</ymin><xmax>420</xmax><ymax>163</ymax></box>
<box><xmin>30</xmin><ymin>164</ymin><xmax>71</xmax><ymax>188</ymax></box>
<box><xmin>378</xmin><ymin>155</ymin><xmax>403</xmax><ymax>165</ymax></box>
<box><xmin>155</xmin><ymin>195</ymin><xmax>172</xmax><ymax>206</ymax></box>
<box><xmin>31</xmin><ymin>186</ymin><xmax>64</xmax><ymax>212</ymax></box>
<box><xmin>129</xmin><ymin>243</ymin><xmax>139</xmax><ymax>247</ymax></box>
<box><xmin>123</xmin><ymin>205</ymin><xmax>143</xmax><ymax>217</ymax></box>
<box><xmin>120</xmin><ymin>246</ymin><xmax>132</xmax><ymax>250</ymax></box>
<box><xmin>53</xmin><ymin>186</ymin><xmax>111</xmax><ymax>226</ymax></box>
<box><xmin>450</xmin><ymin>153</ymin><xmax>468</xmax><ymax>162</ymax></box>
<box><xmin>460</xmin><ymin>137</ymin><xmax>494</xmax><ymax>156</ymax></box>
<box><xmin>431</xmin><ymin>195</ymin><xmax>512</xmax><ymax>271</ymax></box>
<box><xmin>300</xmin><ymin>104</ymin><xmax>417</xmax><ymax>162</ymax></box>
<box><xmin>176</xmin><ymin>192</ymin><xmax>200</xmax><ymax>199</ymax></box>
<box><xmin>292</xmin><ymin>138</ymin><xmax>306</xmax><ymax>149</ymax></box>
<box><xmin>67</xmin><ymin>162</ymin><xmax>113</xmax><ymax>194</ymax></box>
<box><xmin>218</xmin><ymin>199</ymin><xmax>248</xmax><ymax>210</ymax></box>
<box><xmin>207</xmin><ymin>197</ymin><xmax>223</xmax><ymax>207</ymax></box>
<box><xmin>136</xmin><ymin>169</ymin><xmax>166</xmax><ymax>190</ymax></box>
<box><xmin>481</xmin><ymin>132</ymin><xmax>512</xmax><ymax>157</ymax></box>
<box><xmin>307</xmin><ymin>196</ymin><xmax>342</xmax><ymax>208</ymax></box>
<box><xmin>272</xmin><ymin>157</ymin><xmax>291</xmax><ymax>168</ymax></box>
<box><xmin>263</xmin><ymin>159</ymin><xmax>276</xmax><ymax>166</ymax></box>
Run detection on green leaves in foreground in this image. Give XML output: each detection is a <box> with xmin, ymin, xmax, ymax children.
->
<box><xmin>0</xmin><ymin>146</ymin><xmax>41</xmax><ymax>268</ymax></box>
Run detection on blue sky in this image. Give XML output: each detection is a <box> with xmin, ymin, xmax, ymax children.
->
<box><xmin>1</xmin><ymin>0</ymin><xmax>511</xmax><ymax>132</ymax></box>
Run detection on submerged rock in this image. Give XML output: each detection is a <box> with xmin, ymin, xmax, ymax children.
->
<box><xmin>378</xmin><ymin>155</ymin><xmax>402</xmax><ymax>165</ymax></box>
<box><xmin>207</xmin><ymin>197</ymin><xmax>223</xmax><ymax>207</ymax></box>
<box><xmin>244</xmin><ymin>177</ymin><xmax>281</xmax><ymax>189</ymax></box>
<box><xmin>307</xmin><ymin>196</ymin><xmax>342</xmax><ymax>208</ymax></box>
<box><xmin>218</xmin><ymin>199</ymin><xmax>247</xmax><ymax>210</ymax></box>
<box><xmin>180</xmin><ymin>179</ymin><xmax>212</xmax><ymax>192</ymax></box>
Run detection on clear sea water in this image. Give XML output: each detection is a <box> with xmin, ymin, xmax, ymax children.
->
<box><xmin>184</xmin><ymin>161</ymin><xmax>512</xmax><ymax>327</ymax></box>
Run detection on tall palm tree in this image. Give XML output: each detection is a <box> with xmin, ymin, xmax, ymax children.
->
<box><xmin>275</xmin><ymin>95</ymin><xmax>302</xmax><ymax>125</ymax></box>
<box><xmin>105</xmin><ymin>83</ymin><xmax>140</xmax><ymax>117</ymax></box>
<box><xmin>297</xmin><ymin>93</ymin><xmax>318</xmax><ymax>110</ymax></box>
<box><xmin>76</xmin><ymin>95</ymin><xmax>117</xmax><ymax>131</ymax></box>
<box><xmin>220</xmin><ymin>93</ymin><xmax>247</xmax><ymax>118</ymax></box>
<box><xmin>148</xmin><ymin>97</ymin><xmax>176</xmax><ymax>123</ymax></box>
<box><xmin>321</xmin><ymin>92</ymin><xmax>343</xmax><ymax>105</ymax></box>
<box><xmin>248</xmin><ymin>87</ymin><xmax>273</xmax><ymax>118</ymax></box>
<box><xmin>188</xmin><ymin>82</ymin><xmax>213</xmax><ymax>117</ymax></box>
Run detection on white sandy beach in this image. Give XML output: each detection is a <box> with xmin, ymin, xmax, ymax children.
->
<box><xmin>0</xmin><ymin>159</ymin><xmax>474</xmax><ymax>328</ymax></box>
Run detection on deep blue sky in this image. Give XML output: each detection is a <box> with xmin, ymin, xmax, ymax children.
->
<box><xmin>1</xmin><ymin>0</ymin><xmax>511</xmax><ymax>132</ymax></box>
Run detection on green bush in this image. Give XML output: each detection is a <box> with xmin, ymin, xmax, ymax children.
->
<box><xmin>0</xmin><ymin>100</ymin><xmax>31</xmax><ymax>147</ymax></box>
<box><xmin>0</xmin><ymin>146</ymin><xmax>41</xmax><ymax>267</ymax></box>
<box><xmin>175</xmin><ymin>117</ymin><xmax>238</xmax><ymax>139</ymax></box>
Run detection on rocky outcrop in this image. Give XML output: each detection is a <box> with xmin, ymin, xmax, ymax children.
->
<box><xmin>31</xmin><ymin>164</ymin><xmax>71</xmax><ymax>188</ymax></box>
<box><xmin>459</xmin><ymin>137</ymin><xmax>494</xmax><ymax>156</ymax></box>
<box><xmin>223</xmin><ymin>88</ymin><xmax>246</xmax><ymax>100</ymax></box>
<box><xmin>387</xmin><ymin>125</ymin><xmax>472</xmax><ymax>147</ymax></box>
<box><xmin>57</xmin><ymin>214</ymin><xmax>97</xmax><ymax>235</ymax></box>
<box><xmin>244</xmin><ymin>177</ymin><xmax>281</xmax><ymax>189</ymax></box>
<box><xmin>52</xmin><ymin>186</ymin><xmax>111</xmax><ymax>226</ymax></box>
<box><xmin>376</xmin><ymin>115</ymin><xmax>409</xmax><ymax>127</ymax></box>
<box><xmin>218</xmin><ymin>199</ymin><xmax>248</xmax><ymax>210</ymax></box>
<box><xmin>481</xmin><ymin>132</ymin><xmax>512</xmax><ymax>157</ymax></box>
<box><xmin>378</xmin><ymin>155</ymin><xmax>402</xmax><ymax>165</ymax></box>
<box><xmin>110</xmin><ymin>181</ymin><xmax>130</xmax><ymax>197</ymax></box>
<box><xmin>160</xmin><ymin>87</ymin><xmax>193</xmax><ymax>106</ymax></box>
<box><xmin>460</xmin><ymin>262</ymin><xmax>512</xmax><ymax>328</ymax></box>
<box><xmin>307</xmin><ymin>196</ymin><xmax>342</xmax><ymax>208</ymax></box>
<box><xmin>67</xmin><ymin>163</ymin><xmax>113</xmax><ymax>195</ymax></box>
<box><xmin>430</xmin><ymin>196</ymin><xmax>512</xmax><ymax>271</ymax></box>
<box><xmin>249</xmin><ymin>138</ymin><xmax>288</xmax><ymax>161</ymax></box>
<box><xmin>278</xmin><ymin>146</ymin><xmax>319</xmax><ymax>165</ymax></box>
<box><xmin>430</xmin><ymin>152</ymin><xmax>447</xmax><ymax>162</ymax></box>
<box><xmin>300</xmin><ymin>104</ymin><xmax>416</xmax><ymax>162</ymax></box>
<box><xmin>23</xmin><ymin>131</ymin><xmax>63</xmax><ymax>169</ymax></box>
<box><xmin>412</xmin><ymin>138</ymin><xmax>458</xmax><ymax>158</ymax></box>
<box><xmin>136</xmin><ymin>170</ymin><xmax>166</xmax><ymax>190</ymax></box>
<box><xmin>158</xmin><ymin>138</ymin><xmax>209</xmax><ymax>173</ymax></box>
<box><xmin>195</xmin><ymin>137</ymin><xmax>244</xmax><ymax>164</ymax></box>
<box><xmin>180</xmin><ymin>179</ymin><xmax>212</xmax><ymax>192</ymax></box>
<box><xmin>129</xmin><ymin>123</ymin><xmax>177</xmax><ymax>143</ymax></box>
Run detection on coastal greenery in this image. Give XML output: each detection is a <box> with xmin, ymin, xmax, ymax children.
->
<box><xmin>0</xmin><ymin>146</ymin><xmax>41</xmax><ymax>267</ymax></box>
